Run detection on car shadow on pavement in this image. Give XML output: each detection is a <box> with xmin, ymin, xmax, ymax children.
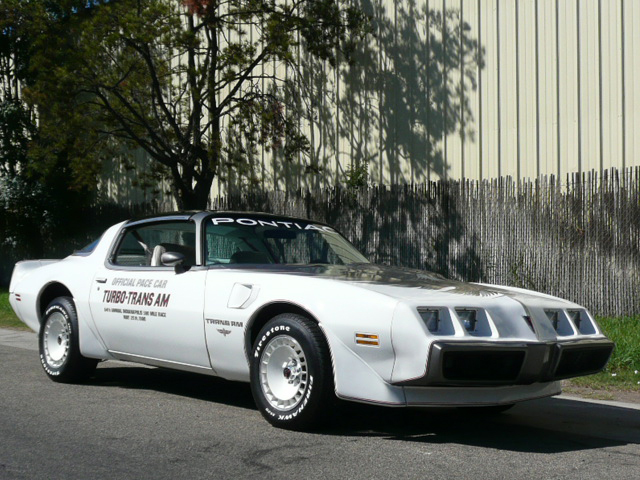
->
<box><xmin>89</xmin><ymin>362</ymin><xmax>257</xmax><ymax>411</ymax></box>
<box><xmin>89</xmin><ymin>363</ymin><xmax>640</xmax><ymax>453</ymax></box>
<box><xmin>325</xmin><ymin>398</ymin><xmax>640</xmax><ymax>452</ymax></box>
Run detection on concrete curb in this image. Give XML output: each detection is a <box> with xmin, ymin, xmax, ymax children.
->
<box><xmin>0</xmin><ymin>327</ymin><xmax>36</xmax><ymax>351</ymax></box>
<box><xmin>557</xmin><ymin>394</ymin><xmax>640</xmax><ymax>411</ymax></box>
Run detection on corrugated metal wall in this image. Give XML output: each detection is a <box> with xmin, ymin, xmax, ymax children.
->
<box><xmin>217</xmin><ymin>0</ymin><xmax>640</xmax><ymax>194</ymax></box>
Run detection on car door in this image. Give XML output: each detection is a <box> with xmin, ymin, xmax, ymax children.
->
<box><xmin>88</xmin><ymin>219</ymin><xmax>211</xmax><ymax>370</ymax></box>
<box><xmin>201</xmin><ymin>217</ymin><xmax>272</xmax><ymax>381</ymax></box>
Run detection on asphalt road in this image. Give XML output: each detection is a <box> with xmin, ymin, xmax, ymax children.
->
<box><xmin>1</xmin><ymin>330</ymin><xmax>639</xmax><ymax>480</ymax></box>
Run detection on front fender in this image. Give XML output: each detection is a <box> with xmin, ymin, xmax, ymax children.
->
<box><xmin>321</xmin><ymin>326</ymin><xmax>406</xmax><ymax>405</ymax></box>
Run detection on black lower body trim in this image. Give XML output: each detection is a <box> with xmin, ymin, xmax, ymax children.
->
<box><xmin>397</xmin><ymin>339</ymin><xmax>614</xmax><ymax>387</ymax></box>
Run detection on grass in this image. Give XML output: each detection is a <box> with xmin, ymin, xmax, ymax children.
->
<box><xmin>567</xmin><ymin>316</ymin><xmax>640</xmax><ymax>391</ymax></box>
<box><xmin>0</xmin><ymin>288</ymin><xmax>27</xmax><ymax>329</ymax></box>
<box><xmin>0</xmin><ymin>288</ymin><xmax>637</xmax><ymax>392</ymax></box>
<box><xmin>568</xmin><ymin>369</ymin><xmax>640</xmax><ymax>391</ymax></box>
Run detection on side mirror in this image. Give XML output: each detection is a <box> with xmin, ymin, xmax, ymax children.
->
<box><xmin>160</xmin><ymin>251</ymin><xmax>185</xmax><ymax>267</ymax></box>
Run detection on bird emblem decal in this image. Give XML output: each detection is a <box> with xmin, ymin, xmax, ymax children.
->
<box><xmin>217</xmin><ymin>328</ymin><xmax>232</xmax><ymax>337</ymax></box>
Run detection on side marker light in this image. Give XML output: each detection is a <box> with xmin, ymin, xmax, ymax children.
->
<box><xmin>355</xmin><ymin>333</ymin><xmax>380</xmax><ymax>346</ymax></box>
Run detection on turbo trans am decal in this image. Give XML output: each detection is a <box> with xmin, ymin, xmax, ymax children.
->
<box><xmin>102</xmin><ymin>276</ymin><xmax>171</xmax><ymax>322</ymax></box>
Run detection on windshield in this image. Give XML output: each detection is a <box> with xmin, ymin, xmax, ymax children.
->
<box><xmin>205</xmin><ymin>216</ymin><xmax>369</xmax><ymax>266</ymax></box>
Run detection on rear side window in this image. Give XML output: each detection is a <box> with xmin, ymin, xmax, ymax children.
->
<box><xmin>112</xmin><ymin>221</ymin><xmax>196</xmax><ymax>267</ymax></box>
<box><xmin>73</xmin><ymin>235</ymin><xmax>102</xmax><ymax>256</ymax></box>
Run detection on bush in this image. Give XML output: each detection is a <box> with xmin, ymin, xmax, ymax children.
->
<box><xmin>0</xmin><ymin>175</ymin><xmax>153</xmax><ymax>286</ymax></box>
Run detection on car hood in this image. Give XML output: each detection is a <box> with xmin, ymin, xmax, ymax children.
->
<box><xmin>249</xmin><ymin>263</ymin><xmax>574</xmax><ymax>306</ymax></box>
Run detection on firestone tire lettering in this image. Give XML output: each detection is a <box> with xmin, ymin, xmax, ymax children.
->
<box><xmin>254</xmin><ymin>325</ymin><xmax>291</xmax><ymax>358</ymax></box>
<box><xmin>250</xmin><ymin>314</ymin><xmax>334</xmax><ymax>431</ymax></box>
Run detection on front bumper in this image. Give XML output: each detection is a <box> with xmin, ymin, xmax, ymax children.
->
<box><xmin>397</xmin><ymin>338</ymin><xmax>614</xmax><ymax>387</ymax></box>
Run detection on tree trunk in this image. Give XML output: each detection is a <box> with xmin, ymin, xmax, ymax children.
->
<box><xmin>174</xmin><ymin>174</ymin><xmax>215</xmax><ymax>210</ymax></box>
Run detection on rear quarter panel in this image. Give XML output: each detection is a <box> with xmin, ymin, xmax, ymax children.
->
<box><xmin>8</xmin><ymin>222</ymin><xmax>125</xmax><ymax>359</ymax></box>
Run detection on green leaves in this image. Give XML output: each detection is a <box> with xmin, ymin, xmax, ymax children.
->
<box><xmin>15</xmin><ymin>0</ymin><xmax>370</xmax><ymax>208</ymax></box>
<box><xmin>0</xmin><ymin>99</ymin><xmax>35</xmax><ymax>177</ymax></box>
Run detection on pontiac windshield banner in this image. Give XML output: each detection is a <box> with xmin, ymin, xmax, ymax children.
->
<box><xmin>211</xmin><ymin>217</ymin><xmax>337</xmax><ymax>233</ymax></box>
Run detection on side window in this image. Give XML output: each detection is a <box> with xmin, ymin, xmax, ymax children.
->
<box><xmin>113</xmin><ymin>221</ymin><xmax>197</xmax><ymax>267</ymax></box>
<box><xmin>114</xmin><ymin>233</ymin><xmax>147</xmax><ymax>266</ymax></box>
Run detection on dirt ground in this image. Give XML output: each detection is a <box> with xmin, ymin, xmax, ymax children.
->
<box><xmin>562</xmin><ymin>382</ymin><xmax>640</xmax><ymax>404</ymax></box>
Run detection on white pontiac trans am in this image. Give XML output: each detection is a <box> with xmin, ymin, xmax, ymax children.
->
<box><xmin>9</xmin><ymin>211</ymin><xmax>614</xmax><ymax>429</ymax></box>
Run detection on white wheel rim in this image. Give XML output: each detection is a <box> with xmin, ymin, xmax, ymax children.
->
<box><xmin>43</xmin><ymin>312</ymin><xmax>70</xmax><ymax>368</ymax></box>
<box><xmin>259</xmin><ymin>335</ymin><xmax>308</xmax><ymax>411</ymax></box>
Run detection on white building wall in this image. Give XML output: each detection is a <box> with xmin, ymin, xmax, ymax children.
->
<box><xmin>93</xmin><ymin>1</ymin><xmax>638</xmax><ymax>203</ymax></box>
<box><xmin>212</xmin><ymin>0</ymin><xmax>638</xmax><ymax>196</ymax></box>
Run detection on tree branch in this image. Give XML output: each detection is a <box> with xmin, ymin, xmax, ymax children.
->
<box><xmin>123</xmin><ymin>38</ymin><xmax>188</xmax><ymax>153</ymax></box>
<box><xmin>90</xmin><ymin>87</ymin><xmax>176</xmax><ymax>167</ymax></box>
<box><xmin>216</xmin><ymin>48</ymin><xmax>270</xmax><ymax>117</ymax></box>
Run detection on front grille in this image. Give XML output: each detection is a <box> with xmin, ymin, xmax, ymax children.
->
<box><xmin>553</xmin><ymin>345</ymin><xmax>614</xmax><ymax>379</ymax></box>
<box><xmin>442</xmin><ymin>350</ymin><xmax>526</xmax><ymax>382</ymax></box>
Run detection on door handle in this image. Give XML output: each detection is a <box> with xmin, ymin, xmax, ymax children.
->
<box><xmin>95</xmin><ymin>277</ymin><xmax>107</xmax><ymax>284</ymax></box>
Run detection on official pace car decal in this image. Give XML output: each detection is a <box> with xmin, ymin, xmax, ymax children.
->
<box><xmin>101</xmin><ymin>277</ymin><xmax>171</xmax><ymax>322</ymax></box>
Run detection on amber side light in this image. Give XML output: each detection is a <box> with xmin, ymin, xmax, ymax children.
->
<box><xmin>355</xmin><ymin>333</ymin><xmax>380</xmax><ymax>346</ymax></box>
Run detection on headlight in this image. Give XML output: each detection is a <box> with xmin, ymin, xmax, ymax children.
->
<box><xmin>545</xmin><ymin>310</ymin><xmax>560</xmax><ymax>331</ymax></box>
<box><xmin>567</xmin><ymin>310</ymin><xmax>581</xmax><ymax>330</ymax></box>
<box><xmin>418</xmin><ymin>308</ymin><xmax>440</xmax><ymax>333</ymax></box>
<box><xmin>456</xmin><ymin>309</ymin><xmax>477</xmax><ymax>333</ymax></box>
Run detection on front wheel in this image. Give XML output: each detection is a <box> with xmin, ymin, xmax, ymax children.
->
<box><xmin>250</xmin><ymin>313</ymin><xmax>334</xmax><ymax>430</ymax></box>
<box><xmin>39</xmin><ymin>297</ymin><xmax>98</xmax><ymax>383</ymax></box>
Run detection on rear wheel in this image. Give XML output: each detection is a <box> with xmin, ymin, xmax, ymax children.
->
<box><xmin>39</xmin><ymin>297</ymin><xmax>97</xmax><ymax>383</ymax></box>
<box><xmin>250</xmin><ymin>313</ymin><xmax>334</xmax><ymax>430</ymax></box>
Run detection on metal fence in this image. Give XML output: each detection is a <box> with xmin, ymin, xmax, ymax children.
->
<box><xmin>213</xmin><ymin>167</ymin><xmax>640</xmax><ymax>317</ymax></box>
<box><xmin>2</xmin><ymin>167</ymin><xmax>637</xmax><ymax>316</ymax></box>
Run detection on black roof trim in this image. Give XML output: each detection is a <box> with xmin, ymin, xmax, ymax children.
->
<box><xmin>125</xmin><ymin>212</ymin><xmax>196</xmax><ymax>227</ymax></box>
<box><xmin>124</xmin><ymin>210</ymin><xmax>331</xmax><ymax>228</ymax></box>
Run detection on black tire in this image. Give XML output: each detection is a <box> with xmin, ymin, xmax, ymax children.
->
<box><xmin>39</xmin><ymin>297</ymin><xmax>98</xmax><ymax>383</ymax></box>
<box><xmin>250</xmin><ymin>313</ymin><xmax>334</xmax><ymax>430</ymax></box>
